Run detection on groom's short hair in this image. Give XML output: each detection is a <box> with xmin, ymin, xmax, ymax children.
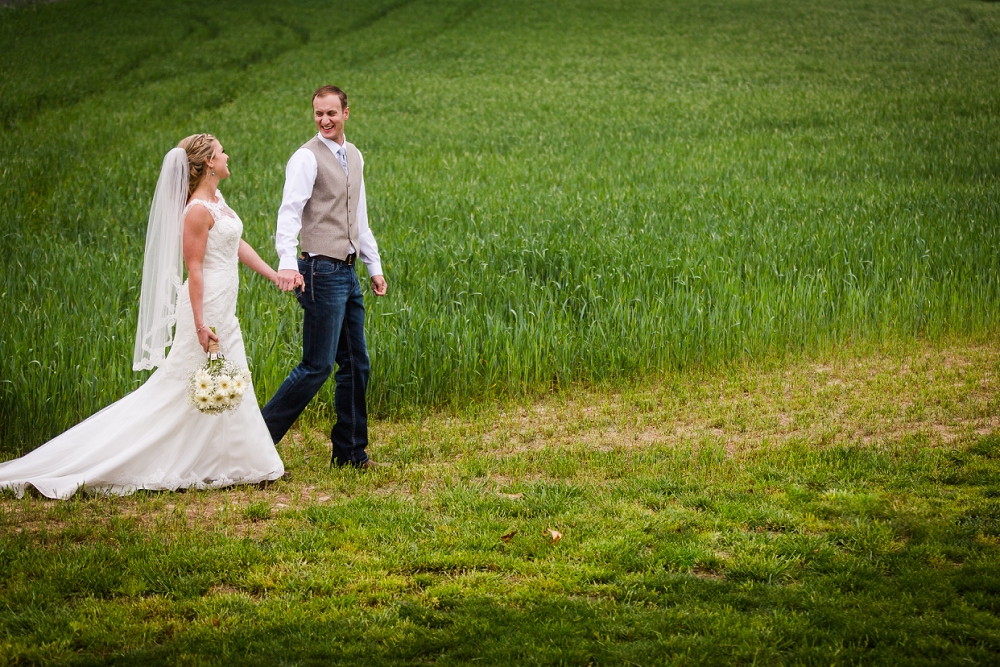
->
<box><xmin>313</xmin><ymin>85</ymin><xmax>348</xmax><ymax>110</ymax></box>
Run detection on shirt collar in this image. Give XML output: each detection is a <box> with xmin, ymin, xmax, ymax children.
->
<box><xmin>317</xmin><ymin>133</ymin><xmax>346</xmax><ymax>152</ymax></box>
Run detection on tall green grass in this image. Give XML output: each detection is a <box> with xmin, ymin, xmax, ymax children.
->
<box><xmin>2</xmin><ymin>0</ymin><xmax>999</xmax><ymax>453</ymax></box>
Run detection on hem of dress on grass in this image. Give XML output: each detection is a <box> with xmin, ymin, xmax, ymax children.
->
<box><xmin>0</xmin><ymin>469</ymin><xmax>285</xmax><ymax>500</ymax></box>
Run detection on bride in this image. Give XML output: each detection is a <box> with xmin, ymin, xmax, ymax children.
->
<box><xmin>0</xmin><ymin>134</ymin><xmax>286</xmax><ymax>499</ymax></box>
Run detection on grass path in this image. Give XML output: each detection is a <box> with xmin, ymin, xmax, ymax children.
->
<box><xmin>3</xmin><ymin>337</ymin><xmax>999</xmax><ymax>664</ymax></box>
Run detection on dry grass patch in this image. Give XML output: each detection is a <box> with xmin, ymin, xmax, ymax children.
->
<box><xmin>419</xmin><ymin>338</ymin><xmax>1000</xmax><ymax>460</ymax></box>
<box><xmin>3</xmin><ymin>337</ymin><xmax>997</xmax><ymax>527</ymax></box>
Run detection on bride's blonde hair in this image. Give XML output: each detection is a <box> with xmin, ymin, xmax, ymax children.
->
<box><xmin>178</xmin><ymin>133</ymin><xmax>217</xmax><ymax>197</ymax></box>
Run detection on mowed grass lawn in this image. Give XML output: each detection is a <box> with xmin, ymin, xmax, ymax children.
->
<box><xmin>3</xmin><ymin>339</ymin><xmax>1000</xmax><ymax>664</ymax></box>
<box><xmin>2</xmin><ymin>0</ymin><xmax>1000</xmax><ymax>663</ymax></box>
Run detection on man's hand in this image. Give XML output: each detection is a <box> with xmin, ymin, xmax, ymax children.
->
<box><xmin>277</xmin><ymin>269</ymin><xmax>304</xmax><ymax>292</ymax></box>
<box><xmin>370</xmin><ymin>274</ymin><xmax>387</xmax><ymax>296</ymax></box>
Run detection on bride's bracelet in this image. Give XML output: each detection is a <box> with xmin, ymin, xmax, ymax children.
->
<box><xmin>196</xmin><ymin>324</ymin><xmax>208</xmax><ymax>334</ymax></box>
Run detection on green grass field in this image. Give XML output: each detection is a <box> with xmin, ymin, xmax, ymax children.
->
<box><xmin>3</xmin><ymin>339</ymin><xmax>1000</xmax><ymax>664</ymax></box>
<box><xmin>2</xmin><ymin>0</ymin><xmax>1000</xmax><ymax>663</ymax></box>
<box><xmin>2</xmin><ymin>0</ymin><xmax>998</xmax><ymax>452</ymax></box>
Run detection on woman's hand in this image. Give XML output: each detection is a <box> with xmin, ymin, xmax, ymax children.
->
<box><xmin>275</xmin><ymin>269</ymin><xmax>304</xmax><ymax>291</ymax></box>
<box><xmin>197</xmin><ymin>324</ymin><xmax>219</xmax><ymax>353</ymax></box>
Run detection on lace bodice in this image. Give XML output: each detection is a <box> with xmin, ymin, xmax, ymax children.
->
<box><xmin>183</xmin><ymin>190</ymin><xmax>243</xmax><ymax>274</ymax></box>
<box><xmin>168</xmin><ymin>190</ymin><xmax>244</xmax><ymax>374</ymax></box>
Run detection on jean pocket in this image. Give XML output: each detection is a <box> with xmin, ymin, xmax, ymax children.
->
<box><xmin>311</xmin><ymin>260</ymin><xmax>340</xmax><ymax>276</ymax></box>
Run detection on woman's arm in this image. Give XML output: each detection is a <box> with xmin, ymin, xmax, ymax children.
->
<box><xmin>183</xmin><ymin>206</ymin><xmax>219</xmax><ymax>352</ymax></box>
<box><xmin>238</xmin><ymin>239</ymin><xmax>279</xmax><ymax>286</ymax></box>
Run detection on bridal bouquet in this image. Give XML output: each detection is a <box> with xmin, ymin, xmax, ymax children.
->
<box><xmin>188</xmin><ymin>334</ymin><xmax>251</xmax><ymax>414</ymax></box>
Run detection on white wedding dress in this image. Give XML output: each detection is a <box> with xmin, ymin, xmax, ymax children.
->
<box><xmin>0</xmin><ymin>191</ymin><xmax>284</xmax><ymax>499</ymax></box>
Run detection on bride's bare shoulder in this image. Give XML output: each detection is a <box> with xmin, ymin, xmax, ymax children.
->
<box><xmin>183</xmin><ymin>202</ymin><xmax>215</xmax><ymax>231</ymax></box>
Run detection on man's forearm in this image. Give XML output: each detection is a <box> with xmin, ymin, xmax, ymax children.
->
<box><xmin>275</xmin><ymin>209</ymin><xmax>303</xmax><ymax>271</ymax></box>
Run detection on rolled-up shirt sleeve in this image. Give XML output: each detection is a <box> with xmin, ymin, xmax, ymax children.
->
<box><xmin>275</xmin><ymin>148</ymin><xmax>318</xmax><ymax>272</ymax></box>
<box><xmin>355</xmin><ymin>151</ymin><xmax>383</xmax><ymax>278</ymax></box>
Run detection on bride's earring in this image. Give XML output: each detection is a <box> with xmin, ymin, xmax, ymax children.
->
<box><xmin>211</xmin><ymin>170</ymin><xmax>216</xmax><ymax>177</ymax></box>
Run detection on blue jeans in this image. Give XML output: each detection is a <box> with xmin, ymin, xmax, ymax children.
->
<box><xmin>262</xmin><ymin>256</ymin><xmax>370</xmax><ymax>466</ymax></box>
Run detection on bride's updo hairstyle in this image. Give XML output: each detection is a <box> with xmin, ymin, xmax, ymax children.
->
<box><xmin>178</xmin><ymin>133</ymin><xmax>217</xmax><ymax>197</ymax></box>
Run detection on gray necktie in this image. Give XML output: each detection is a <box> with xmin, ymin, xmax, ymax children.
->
<box><xmin>336</xmin><ymin>146</ymin><xmax>348</xmax><ymax>176</ymax></box>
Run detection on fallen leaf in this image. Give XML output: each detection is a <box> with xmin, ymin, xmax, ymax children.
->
<box><xmin>500</xmin><ymin>530</ymin><xmax>517</xmax><ymax>543</ymax></box>
<box><xmin>546</xmin><ymin>529</ymin><xmax>562</xmax><ymax>544</ymax></box>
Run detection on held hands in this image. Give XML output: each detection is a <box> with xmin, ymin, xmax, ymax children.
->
<box><xmin>276</xmin><ymin>269</ymin><xmax>304</xmax><ymax>292</ymax></box>
<box><xmin>196</xmin><ymin>324</ymin><xmax>219</xmax><ymax>353</ymax></box>
<box><xmin>274</xmin><ymin>270</ymin><xmax>383</xmax><ymax>294</ymax></box>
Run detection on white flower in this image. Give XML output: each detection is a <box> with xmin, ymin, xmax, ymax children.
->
<box><xmin>194</xmin><ymin>370</ymin><xmax>213</xmax><ymax>392</ymax></box>
<box><xmin>188</xmin><ymin>363</ymin><xmax>250</xmax><ymax>413</ymax></box>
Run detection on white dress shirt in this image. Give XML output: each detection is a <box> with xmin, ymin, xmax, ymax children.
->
<box><xmin>275</xmin><ymin>133</ymin><xmax>383</xmax><ymax>277</ymax></box>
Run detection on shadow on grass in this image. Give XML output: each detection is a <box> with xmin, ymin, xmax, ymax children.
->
<box><xmin>90</xmin><ymin>579</ymin><xmax>1000</xmax><ymax>666</ymax></box>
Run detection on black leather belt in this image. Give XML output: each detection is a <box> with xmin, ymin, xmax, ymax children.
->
<box><xmin>302</xmin><ymin>252</ymin><xmax>356</xmax><ymax>266</ymax></box>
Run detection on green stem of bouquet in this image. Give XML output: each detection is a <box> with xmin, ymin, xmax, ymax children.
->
<box><xmin>207</xmin><ymin>326</ymin><xmax>223</xmax><ymax>372</ymax></box>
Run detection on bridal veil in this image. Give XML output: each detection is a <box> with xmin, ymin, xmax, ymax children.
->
<box><xmin>133</xmin><ymin>147</ymin><xmax>188</xmax><ymax>371</ymax></box>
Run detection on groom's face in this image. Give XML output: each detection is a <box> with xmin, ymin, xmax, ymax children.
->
<box><xmin>314</xmin><ymin>94</ymin><xmax>349</xmax><ymax>144</ymax></box>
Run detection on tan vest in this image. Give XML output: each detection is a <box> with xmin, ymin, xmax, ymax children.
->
<box><xmin>300</xmin><ymin>136</ymin><xmax>363</xmax><ymax>260</ymax></box>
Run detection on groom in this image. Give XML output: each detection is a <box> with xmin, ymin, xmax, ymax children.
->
<box><xmin>262</xmin><ymin>85</ymin><xmax>388</xmax><ymax>468</ymax></box>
